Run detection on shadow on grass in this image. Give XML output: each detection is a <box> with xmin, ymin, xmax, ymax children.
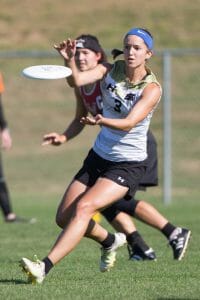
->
<box><xmin>0</xmin><ymin>278</ymin><xmax>28</xmax><ymax>284</ymax></box>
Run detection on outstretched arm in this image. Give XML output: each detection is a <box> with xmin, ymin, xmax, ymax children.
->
<box><xmin>81</xmin><ymin>83</ymin><xmax>161</xmax><ymax>131</ymax></box>
<box><xmin>42</xmin><ymin>88</ymin><xmax>87</xmax><ymax>146</ymax></box>
<box><xmin>54</xmin><ymin>38</ymin><xmax>77</xmax><ymax>87</ymax></box>
<box><xmin>54</xmin><ymin>38</ymin><xmax>110</xmax><ymax>87</ymax></box>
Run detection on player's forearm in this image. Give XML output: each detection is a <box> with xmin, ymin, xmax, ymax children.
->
<box><xmin>62</xmin><ymin>119</ymin><xmax>85</xmax><ymax>141</ymax></box>
<box><xmin>98</xmin><ymin>117</ymin><xmax>132</xmax><ymax>131</ymax></box>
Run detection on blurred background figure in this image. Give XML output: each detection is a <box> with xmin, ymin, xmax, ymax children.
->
<box><xmin>0</xmin><ymin>72</ymin><xmax>35</xmax><ymax>223</ymax></box>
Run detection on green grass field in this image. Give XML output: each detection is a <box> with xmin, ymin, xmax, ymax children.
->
<box><xmin>0</xmin><ymin>196</ymin><xmax>199</xmax><ymax>299</ymax></box>
<box><xmin>0</xmin><ymin>65</ymin><xmax>199</xmax><ymax>298</ymax></box>
<box><xmin>0</xmin><ymin>1</ymin><xmax>200</xmax><ymax>299</ymax></box>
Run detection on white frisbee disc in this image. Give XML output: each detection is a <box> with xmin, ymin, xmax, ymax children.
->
<box><xmin>22</xmin><ymin>65</ymin><xmax>72</xmax><ymax>80</ymax></box>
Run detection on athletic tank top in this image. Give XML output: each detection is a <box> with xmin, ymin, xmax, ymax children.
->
<box><xmin>80</xmin><ymin>82</ymin><xmax>103</xmax><ymax>116</ymax></box>
<box><xmin>93</xmin><ymin>60</ymin><xmax>161</xmax><ymax>162</ymax></box>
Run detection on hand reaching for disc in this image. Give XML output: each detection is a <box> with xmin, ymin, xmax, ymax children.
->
<box><xmin>42</xmin><ymin>132</ymin><xmax>66</xmax><ymax>146</ymax></box>
<box><xmin>54</xmin><ymin>38</ymin><xmax>76</xmax><ymax>62</ymax></box>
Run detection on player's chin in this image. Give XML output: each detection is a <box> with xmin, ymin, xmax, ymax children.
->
<box><xmin>126</xmin><ymin>60</ymin><xmax>137</xmax><ymax>68</ymax></box>
<box><xmin>79</xmin><ymin>65</ymin><xmax>88</xmax><ymax>71</ymax></box>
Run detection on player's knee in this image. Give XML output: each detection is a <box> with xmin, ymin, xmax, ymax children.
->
<box><xmin>134</xmin><ymin>200</ymin><xmax>144</xmax><ymax>214</ymax></box>
<box><xmin>76</xmin><ymin>200</ymin><xmax>95</xmax><ymax>219</ymax></box>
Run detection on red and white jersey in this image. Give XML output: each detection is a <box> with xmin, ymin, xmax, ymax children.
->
<box><xmin>80</xmin><ymin>81</ymin><xmax>103</xmax><ymax>116</ymax></box>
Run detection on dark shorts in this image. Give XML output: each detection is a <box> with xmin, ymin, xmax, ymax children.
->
<box><xmin>139</xmin><ymin>130</ymin><xmax>158</xmax><ymax>189</ymax></box>
<box><xmin>101</xmin><ymin>197</ymin><xmax>139</xmax><ymax>222</ymax></box>
<box><xmin>74</xmin><ymin>149</ymin><xmax>147</xmax><ymax>200</ymax></box>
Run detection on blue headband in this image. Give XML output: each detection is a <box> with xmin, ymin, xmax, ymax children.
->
<box><xmin>125</xmin><ymin>28</ymin><xmax>154</xmax><ymax>50</ymax></box>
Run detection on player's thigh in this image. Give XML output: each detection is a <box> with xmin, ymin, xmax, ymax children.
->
<box><xmin>78</xmin><ymin>177</ymin><xmax>128</xmax><ymax>214</ymax></box>
<box><xmin>56</xmin><ymin>179</ymin><xmax>88</xmax><ymax>219</ymax></box>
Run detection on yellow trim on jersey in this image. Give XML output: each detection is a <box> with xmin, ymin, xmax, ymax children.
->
<box><xmin>110</xmin><ymin>60</ymin><xmax>161</xmax><ymax>90</ymax></box>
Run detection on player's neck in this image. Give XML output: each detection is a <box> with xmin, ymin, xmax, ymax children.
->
<box><xmin>126</xmin><ymin>65</ymin><xmax>147</xmax><ymax>84</ymax></box>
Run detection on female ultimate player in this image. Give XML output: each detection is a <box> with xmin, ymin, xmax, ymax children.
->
<box><xmin>43</xmin><ymin>34</ymin><xmax>157</xmax><ymax>262</ymax></box>
<box><xmin>49</xmin><ymin>33</ymin><xmax>190</xmax><ymax>262</ymax></box>
<box><xmin>21</xmin><ymin>28</ymin><xmax>191</xmax><ymax>284</ymax></box>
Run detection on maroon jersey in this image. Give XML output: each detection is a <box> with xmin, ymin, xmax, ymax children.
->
<box><xmin>80</xmin><ymin>81</ymin><xmax>103</xmax><ymax>116</ymax></box>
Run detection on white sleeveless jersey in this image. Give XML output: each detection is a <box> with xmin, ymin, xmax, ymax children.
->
<box><xmin>93</xmin><ymin>60</ymin><xmax>161</xmax><ymax>162</ymax></box>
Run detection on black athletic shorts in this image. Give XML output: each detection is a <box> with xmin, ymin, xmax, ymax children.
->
<box><xmin>139</xmin><ymin>130</ymin><xmax>158</xmax><ymax>189</ymax></box>
<box><xmin>74</xmin><ymin>149</ymin><xmax>147</xmax><ymax>200</ymax></box>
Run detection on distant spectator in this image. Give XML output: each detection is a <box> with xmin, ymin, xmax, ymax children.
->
<box><xmin>0</xmin><ymin>72</ymin><xmax>35</xmax><ymax>223</ymax></box>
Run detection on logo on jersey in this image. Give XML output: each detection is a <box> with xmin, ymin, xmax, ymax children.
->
<box><xmin>106</xmin><ymin>83</ymin><xmax>116</xmax><ymax>92</ymax></box>
<box><xmin>125</xmin><ymin>93</ymin><xmax>137</xmax><ymax>101</ymax></box>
